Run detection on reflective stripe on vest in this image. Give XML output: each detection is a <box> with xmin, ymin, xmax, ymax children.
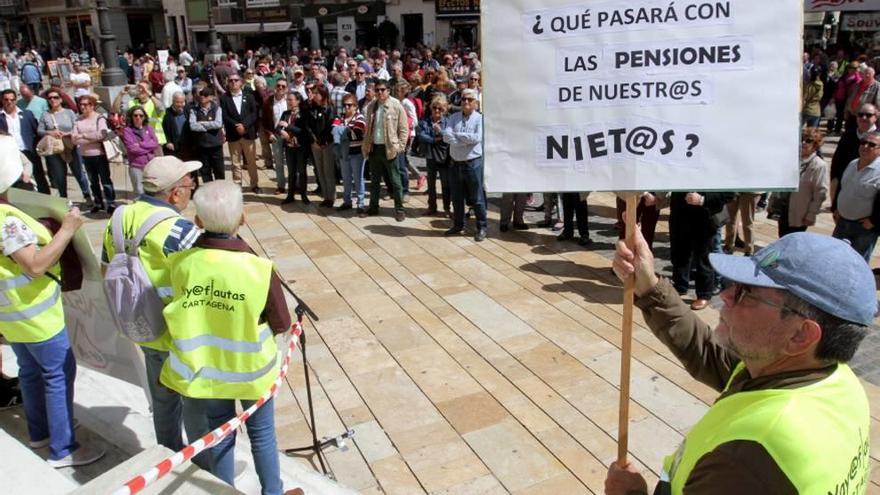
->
<box><xmin>167</xmin><ymin>351</ymin><xmax>277</xmax><ymax>383</ymax></box>
<box><xmin>173</xmin><ymin>325</ymin><xmax>271</xmax><ymax>353</ymax></box>
<box><xmin>0</xmin><ymin>285</ymin><xmax>60</xmax><ymax>321</ymax></box>
<box><xmin>662</xmin><ymin>362</ymin><xmax>870</xmax><ymax>494</ymax></box>
<box><xmin>0</xmin><ymin>204</ymin><xmax>65</xmax><ymax>343</ymax></box>
<box><xmin>0</xmin><ymin>273</ymin><xmax>33</xmax><ymax>291</ymax></box>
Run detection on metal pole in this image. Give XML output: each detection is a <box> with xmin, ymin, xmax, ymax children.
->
<box><xmin>95</xmin><ymin>0</ymin><xmax>127</xmax><ymax>86</ymax></box>
<box><xmin>206</xmin><ymin>0</ymin><xmax>221</xmax><ymax>55</ymax></box>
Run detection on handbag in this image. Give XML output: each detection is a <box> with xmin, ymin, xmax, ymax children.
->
<box><xmin>36</xmin><ymin>134</ymin><xmax>64</xmax><ymax>156</ymax></box>
<box><xmin>36</xmin><ymin>113</ymin><xmax>65</xmax><ymax>156</ymax></box>
<box><xmin>97</xmin><ymin>115</ymin><xmax>125</xmax><ymax>162</ymax></box>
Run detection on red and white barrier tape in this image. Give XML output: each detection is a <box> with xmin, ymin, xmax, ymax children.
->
<box><xmin>111</xmin><ymin>320</ymin><xmax>304</xmax><ymax>495</ymax></box>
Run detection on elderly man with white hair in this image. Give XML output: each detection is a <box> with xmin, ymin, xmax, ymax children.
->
<box><xmin>158</xmin><ymin>180</ymin><xmax>293</xmax><ymax>494</ymax></box>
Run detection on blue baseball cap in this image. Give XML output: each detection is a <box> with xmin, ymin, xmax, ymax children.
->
<box><xmin>709</xmin><ymin>232</ymin><xmax>878</xmax><ymax>326</ymax></box>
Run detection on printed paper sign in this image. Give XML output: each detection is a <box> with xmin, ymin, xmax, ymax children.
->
<box><xmin>482</xmin><ymin>0</ymin><xmax>801</xmax><ymax>192</ymax></box>
<box><xmin>805</xmin><ymin>0</ymin><xmax>880</xmax><ymax>12</ymax></box>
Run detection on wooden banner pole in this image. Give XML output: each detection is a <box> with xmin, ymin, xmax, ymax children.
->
<box><xmin>617</xmin><ymin>193</ymin><xmax>638</xmax><ymax>464</ymax></box>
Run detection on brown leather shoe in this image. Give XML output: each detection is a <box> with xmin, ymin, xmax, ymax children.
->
<box><xmin>690</xmin><ymin>299</ymin><xmax>710</xmax><ymax>311</ymax></box>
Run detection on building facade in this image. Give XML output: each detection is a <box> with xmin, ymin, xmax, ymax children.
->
<box><xmin>182</xmin><ymin>0</ymin><xmax>481</xmax><ymax>54</ymax></box>
<box><xmin>15</xmin><ymin>0</ymin><xmax>167</xmax><ymax>57</ymax></box>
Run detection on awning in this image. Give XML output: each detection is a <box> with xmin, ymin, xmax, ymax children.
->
<box><xmin>191</xmin><ymin>23</ymin><xmax>259</xmax><ymax>33</ymax></box>
<box><xmin>263</xmin><ymin>21</ymin><xmax>292</xmax><ymax>32</ymax></box>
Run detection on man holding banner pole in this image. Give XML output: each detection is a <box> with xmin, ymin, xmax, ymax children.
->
<box><xmin>607</xmin><ymin>229</ymin><xmax>874</xmax><ymax>494</ymax></box>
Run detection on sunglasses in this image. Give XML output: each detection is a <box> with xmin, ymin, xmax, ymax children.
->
<box><xmin>277</xmin><ymin>84</ymin><xmax>287</xmax><ymax>88</ymax></box>
<box><xmin>801</xmin><ymin>137</ymin><xmax>816</xmax><ymax>145</ymax></box>
<box><xmin>229</xmin><ymin>78</ymin><xmax>241</xmax><ymax>83</ymax></box>
<box><xmin>858</xmin><ymin>112</ymin><xmax>876</xmax><ymax>118</ymax></box>
<box><xmin>376</xmin><ymin>88</ymin><xmax>389</xmax><ymax>92</ymax></box>
<box><xmin>357</xmin><ymin>72</ymin><xmax>366</xmax><ymax>75</ymax></box>
<box><xmin>730</xmin><ymin>283</ymin><xmax>807</xmax><ymax>316</ymax></box>
<box><xmin>48</xmin><ymin>95</ymin><xmax>61</xmax><ymax>100</ymax></box>
<box><xmin>343</xmin><ymin>103</ymin><xmax>356</xmax><ymax>108</ymax></box>
<box><xmin>860</xmin><ymin>140</ymin><xmax>880</xmax><ymax>148</ymax></box>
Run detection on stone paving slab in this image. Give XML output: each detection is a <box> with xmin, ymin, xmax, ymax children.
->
<box><xmin>22</xmin><ymin>142</ymin><xmax>880</xmax><ymax>494</ymax></box>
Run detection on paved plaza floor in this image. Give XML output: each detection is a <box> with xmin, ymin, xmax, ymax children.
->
<box><xmin>19</xmin><ymin>138</ymin><xmax>880</xmax><ymax>493</ymax></box>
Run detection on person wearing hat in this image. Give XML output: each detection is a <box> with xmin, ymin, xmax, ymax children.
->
<box><xmin>0</xmin><ymin>134</ymin><xmax>105</xmax><ymax>468</ymax></box>
<box><xmin>606</xmin><ymin>230</ymin><xmax>876</xmax><ymax>494</ymax></box>
<box><xmin>159</xmin><ymin>180</ymin><xmax>292</xmax><ymax>494</ymax></box>
<box><xmin>100</xmin><ymin>155</ymin><xmax>207</xmax><ymax>459</ymax></box>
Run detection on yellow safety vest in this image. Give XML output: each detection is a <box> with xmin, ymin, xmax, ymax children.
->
<box><xmin>128</xmin><ymin>98</ymin><xmax>166</xmax><ymax>145</ymax></box>
<box><xmin>102</xmin><ymin>200</ymin><xmax>182</xmax><ymax>350</ymax></box>
<box><xmin>160</xmin><ymin>247</ymin><xmax>277</xmax><ymax>400</ymax></box>
<box><xmin>0</xmin><ymin>203</ymin><xmax>65</xmax><ymax>343</ymax></box>
<box><xmin>663</xmin><ymin>362</ymin><xmax>870</xmax><ymax>495</ymax></box>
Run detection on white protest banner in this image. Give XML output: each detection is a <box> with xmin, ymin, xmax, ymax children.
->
<box><xmin>158</xmin><ymin>50</ymin><xmax>170</xmax><ymax>72</ymax></box>
<box><xmin>482</xmin><ymin>0</ymin><xmax>802</xmax><ymax>192</ymax></box>
<box><xmin>7</xmin><ymin>189</ymin><xmax>145</xmax><ymax>386</ymax></box>
<box><xmin>841</xmin><ymin>12</ymin><xmax>880</xmax><ymax>29</ymax></box>
<box><xmin>806</xmin><ymin>0</ymin><xmax>880</xmax><ymax>12</ymax></box>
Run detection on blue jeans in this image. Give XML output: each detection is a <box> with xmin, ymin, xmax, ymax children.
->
<box><xmin>199</xmin><ymin>397</ymin><xmax>282</xmax><ymax>495</ymax></box>
<box><xmin>833</xmin><ymin>218</ymin><xmax>879</xmax><ymax>263</ymax></box>
<box><xmin>70</xmin><ymin>148</ymin><xmax>92</xmax><ymax>198</ymax></box>
<box><xmin>11</xmin><ymin>328</ymin><xmax>78</xmax><ymax>460</ymax></box>
<box><xmin>450</xmin><ymin>157</ymin><xmax>487</xmax><ymax>230</ymax></box>
<box><xmin>341</xmin><ymin>151</ymin><xmax>365</xmax><ymax>207</ymax></box>
<box><xmin>141</xmin><ymin>347</ymin><xmax>209</xmax><ymax>467</ymax></box>
<box><xmin>271</xmin><ymin>139</ymin><xmax>287</xmax><ymax>190</ymax></box>
<box><xmin>397</xmin><ymin>153</ymin><xmax>410</xmax><ymax>194</ymax></box>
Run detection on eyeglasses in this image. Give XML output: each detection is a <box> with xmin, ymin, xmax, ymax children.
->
<box><xmin>858</xmin><ymin>112</ymin><xmax>876</xmax><ymax>118</ymax></box>
<box><xmin>731</xmin><ymin>283</ymin><xmax>808</xmax><ymax>317</ymax></box>
<box><xmin>276</xmin><ymin>84</ymin><xmax>287</xmax><ymax>89</ymax></box>
<box><xmin>860</xmin><ymin>140</ymin><xmax>880</xmax><ymax>148</ymax></box>
<box><xmin>79</xmin><ymin>102</ymin><xmax>94</xmax><ymax>107</ymax></box>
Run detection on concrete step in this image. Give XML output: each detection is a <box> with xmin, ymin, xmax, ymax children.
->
<box><xmin>70</xmin><ymin>445</ymin><xmax>243</xmax><ymax>495</ymax></box>
<box><xmin>0</xmin><ymin>427</ymin><xmax>77</xmax><ymax>494</ymax></box>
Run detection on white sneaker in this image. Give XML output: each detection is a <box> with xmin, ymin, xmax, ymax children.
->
<box><xmin>46</xmin><ymin>444</ymin><xmax>105</xmax><ymax>468</ymax></box>
<box><xmin>29</xmin><ymin>419</ymin><xmax>80</xmax><ymax>449</ymax></box>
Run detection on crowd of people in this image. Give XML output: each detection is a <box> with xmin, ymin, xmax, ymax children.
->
<box><xmin>0</xmin><ymin>38</ymin><xmax>878</xmax><ymax>495</ymax></box>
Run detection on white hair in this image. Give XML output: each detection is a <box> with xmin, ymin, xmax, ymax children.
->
<box><xmin>193</xmin><ymin>180</ymin><xmax>243</xmax><ymax>234</ymax></box>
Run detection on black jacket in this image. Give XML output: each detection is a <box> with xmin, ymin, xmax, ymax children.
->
<box><xmin>161</xmin><ymin>106</ymin><xmax>192</xmax><ymax>158</ymax></box>
<box><xmin>669</xmin><ymin>192</ymin><xmax>736</xmax><ymax>232</ymax></box>
<box><xmin>219</xmin><ymin>91</ymin><xmax>258</xmax><ymax>142</ymax></box>
<box><xmin>276</xmin><ymin>109</ymin><xmax>310</xmax><ymax>149</ymax></box>
<box><xmin>303</xmin><ymin>102</ymin><xmax>334</xmax><ymax>147</ymax></box>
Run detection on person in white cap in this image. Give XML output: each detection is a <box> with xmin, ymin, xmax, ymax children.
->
<box><xmin>606</xmin><ymin>229</ymin><xmax>877</xmax><ymax>494</ymax></box>
<box><xmin>100</xmin><ymin>155</ymin><xmax>208</xmax><ymax>460</ymax></box>
<box><xmin>0</xmin><ymin>134</ymin><xmax>105</xmax><ymax>468</ymax></box>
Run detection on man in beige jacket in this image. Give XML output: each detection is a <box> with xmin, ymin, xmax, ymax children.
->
<box><xmin>361</xmin><ymin>79</ymin><xmax>409</xmax><ymax>221</ymax></box>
